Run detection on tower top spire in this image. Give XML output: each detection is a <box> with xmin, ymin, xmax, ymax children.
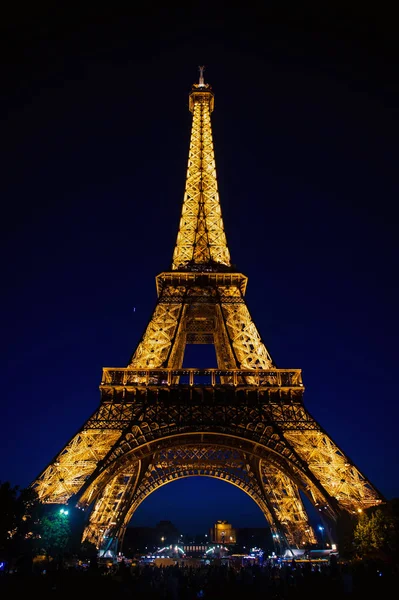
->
<box><xmin>198</xmin><ymin>65</ymin><xmax>205</xmax><ymax>87</ymax></box>
<box><xmin>191</xmin><ymin>65</ymin><xmax>212</xmax><ymax>98</ymax></box>
<box><xmin>172</xmin><ymin>71</ymin><xmax>230</xmax><ymax>271</ymax></box>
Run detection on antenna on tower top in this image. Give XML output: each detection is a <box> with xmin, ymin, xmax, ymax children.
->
<box><xmin>198</xmin><ymin>65</ymin><xmax>205</xmax><ymax>86</ymax></box>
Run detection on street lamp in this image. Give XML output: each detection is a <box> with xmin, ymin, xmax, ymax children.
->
<box><xmin>318</xmin><ymin>525</ymin><xmax>325</xmax><ymax>548</ymax></box>
<box><xmin>272</xmin><ymin>533</ymin><xmax>280</xmax><ymax>555</ymax></box>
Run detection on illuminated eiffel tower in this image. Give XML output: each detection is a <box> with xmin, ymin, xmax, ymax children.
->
<box><xmin>31</xmin><ymin>67</ymin><xmax>384</xmax><ymax>556</ymax></box>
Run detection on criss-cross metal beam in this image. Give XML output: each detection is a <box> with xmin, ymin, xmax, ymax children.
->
<box><xmin>30</xmin><ymin>71</ymin><xmax>384</xmax><ymax>558</ymax></box>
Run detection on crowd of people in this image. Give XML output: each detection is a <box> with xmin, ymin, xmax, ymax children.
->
<box><xmin>0</xmin><ymin>556</ymin><xmax>394</xmax><ymax>599</ymax></box>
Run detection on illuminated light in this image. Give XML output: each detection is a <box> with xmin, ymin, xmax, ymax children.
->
<box><xmin>357</xmin><ymin>508</ymin><xmax>363</xmax><ymax>513</ymax></box>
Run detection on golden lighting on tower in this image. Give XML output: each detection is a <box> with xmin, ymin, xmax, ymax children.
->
<box><xmin>30</xmin><ymin>68</ymin><xmax>384</xmax><ymax>558</ymax></box>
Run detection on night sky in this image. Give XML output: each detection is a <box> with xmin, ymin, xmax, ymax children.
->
<box><xmin>1</xmin><ymin>5</ymin><xmax>398</xmax><ymax>535</ymax></box>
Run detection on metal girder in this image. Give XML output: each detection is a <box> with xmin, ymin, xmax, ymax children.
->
<box><xmin>172</xmin><ymin>84</ymin><xmax>230</xmax><ymax>270</ymax></box>
<box><xmin>127</xmin><ymin>283</ymin><xmax>273</xmax><ymax>372</ymax></box>
<box><xmin>30</xmin><ymin>73</ymin><xmax>384</xmax><ymax>558</ymax></box>
<box><xmin>79</xmin><ymin>444</ymin><xmax>319</xmax><ymax>552</ymax></box>
<box><xmin>285</xmin><ymin>430</ymin><xmax>381</xmax><ymax>512</ymax></box>
<box><xmin>31</xmin><ymin>382</ymin><xmax>383</xmax><ymax>552</ymax></box>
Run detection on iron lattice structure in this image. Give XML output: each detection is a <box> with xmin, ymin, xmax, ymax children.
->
<box><xmin>31</xmin><ymin>72</ymin><xmax>384</xmax><ymax>555</ymax></box>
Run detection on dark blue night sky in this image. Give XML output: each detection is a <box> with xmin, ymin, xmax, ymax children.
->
<box><xmin>1</xmin><ymin>5</ymin><xmax>398</xmax><ymax>534</ymax></box>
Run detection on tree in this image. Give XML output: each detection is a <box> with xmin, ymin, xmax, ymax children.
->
<box><xmin>355</xmin><ymin>510</ymin><xmax>386</xmax><ymax>554</ymax></box>
<box><xmin>354</xmin><ymin>499</ymin><xmax>399</xmax><ymax>563</ymax></box>
<box><xmin>37</xmin><ymin>509</ymin><xmax>72</xmax><ymax>560</ymax></box>
<box><xmin>0</xmin><ymin>481</ymin><xmax>19</xmax><ymax>558</ymax></box>
<box><xmin>0</xmin><ymin>481</ymin><xmax>42</xmax><ymax>568</ymax></box>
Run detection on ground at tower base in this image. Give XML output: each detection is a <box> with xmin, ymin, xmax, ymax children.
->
<box><xmin>0</xmin><ymin>556</ymin><xmax>394</xmax><ymax>599</ymax></box>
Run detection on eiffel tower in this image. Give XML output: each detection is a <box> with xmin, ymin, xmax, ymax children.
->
<box><xmin>31</xmin><ymin>67</ymin><xmax>384</xmax><ymax>556</ymax></box>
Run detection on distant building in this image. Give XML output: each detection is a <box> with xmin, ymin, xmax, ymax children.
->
<box><xmin>123</xmin><ymin>520</ymin><xmax>273</xmax><ymax>557</ymax></box>
<box><xmin>210</xmin><ymin>520</ymin><xmax>236</xmax><ymax>544</ymax></box>
<box><xmin>182</xmin><ymin>544</ymin><xmax>207</xmax><ymax>555</ymax></box>
<box><xmin>154</xmin><ymin>520</ymin><xmax>179</xmax><ymax>545</ymax></box>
